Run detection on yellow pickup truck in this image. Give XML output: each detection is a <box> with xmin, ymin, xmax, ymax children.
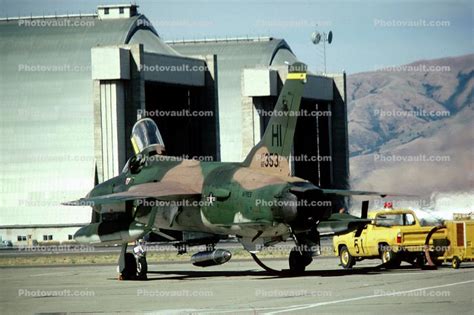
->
<box><xmin>333</xmin><ymin>209</ymin><xmax>445</xmax><ymax>269</ymax></box>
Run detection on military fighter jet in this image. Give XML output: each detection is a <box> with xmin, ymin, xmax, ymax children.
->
<box><xmin>65</xmin><ymin>62</ymin><xmax>389</xmax><ymax>279</ymax></box>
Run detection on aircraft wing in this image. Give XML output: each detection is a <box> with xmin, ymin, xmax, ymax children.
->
<box><xmin>289</xmin><ymin>182</ymin><xmax>413</xmax><ymax>198</ymax></box>
<box><xmin>62</xmin><ymin>181</ymin><xmax>201</xmax><ymax>206</ymax></box>
<box><xmin>320</xmin><ymin>189</ymin><xmax>415</xmax><ymax>198</ymax></box>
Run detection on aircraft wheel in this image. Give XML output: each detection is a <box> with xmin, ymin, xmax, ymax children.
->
<box><xmin>339</xmin><ymin>245</ymin><xmax>355</xmax><ymax>269</ymax></box>
<box><xmin>452</xmin><ymin>257</ymin><xmax>461</xmax><ymax>269</ymax></box>
<box><xmin>137</xmin><ymin>256</ymin><xmax>148</xmax><ymax>280</ymax></box>
<box><xmin>120</xmin><ymin>253</ymin><xmax>137</xmax><ymax>280</ymax></box>
<box><xmin>289</xmin><ymin>247</ymin><xmax>312</xmax><ymax>273</ymax></box>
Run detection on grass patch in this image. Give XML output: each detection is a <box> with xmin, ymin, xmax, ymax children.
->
<box><xmin>0</xmin><ymin>247</ymin><xmax>333</xmax><ymax>267</ymax></box>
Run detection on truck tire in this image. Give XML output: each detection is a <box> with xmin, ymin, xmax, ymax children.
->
<box><xmin>415</xmin><ymin>254</ymin><xmax>426</xmax><ymax>268</ymax></box>
<box><xmin>380</xmin><ymin>245</ymin><xmax>400</xmax><ymax>268</ymax></box>
<box><xmin>452</xmin><ymin>256</ymin><xmax>461</xmax><ymax>269</ymax></box>
<box><xmin>339</xmin><ymin>245</ymin><xmax>355</xmax><ymax>269</ymax></box>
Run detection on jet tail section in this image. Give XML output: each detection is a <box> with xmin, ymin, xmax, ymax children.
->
<box><xmin>242</xmin><ymin>62</ymin><xmax>307</xmax><ymax>176</ymax></box>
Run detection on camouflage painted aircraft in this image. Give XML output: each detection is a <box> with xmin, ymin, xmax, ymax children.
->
<box><xmin>65</xmin><ymin>62</ymin><xmax>389</xmax><ymax>279</ymax></box>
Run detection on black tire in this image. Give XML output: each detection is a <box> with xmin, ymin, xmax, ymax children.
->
<box><xmin>390</xmin><ymin>258</ymin><xmax>402</xmax><ymax>268</ymax></box>
<box><xmin>121</xmin><ymin>253</ymin><xmax>137</xmax><ymax>280</ymax></box>
<box><xmin>339</xmin><ymin>245</ymin><xmax>355</xmax><ymax>269</ymax></box>
<box><xmin>380</xmin><ymin>244</ymin><xmax>399</xmax><ymax>268</ymax></box>
<box><xmin>414</xmin><ymin>254</ymin><xmax>426</xmax><ymax>268</ymax></box>
<box><xmin>429</xmin><ymin>253</ymin><xmax>443</xmax><ymax>266</ymax></box>
<box><xmin>406</xmin><ymin>254</ymin><xmax>417</xmax><ymax>266</ymax></box>
<box><xmin>289</xmin><ymin>247</ymin><xmax>312</xmax><ymax>273</ymax></box>
<box><xmin>452</xmin><ymin>256</ymin><xmax>461</xmax><ymax>269</ymax></box>
<box><xmin>137</xmin><ymin>256</ymin><xmax>148</xmax><ymax>280</ymax></box>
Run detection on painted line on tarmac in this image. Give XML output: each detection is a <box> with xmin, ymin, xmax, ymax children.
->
<box><xmin>360</xmin><ymin>269</ymin><xmax>458</xmax><ymax>277</ymax></box>
<box><xmin>263</xmin><ymin>279</ymin><xmax>474</xmax><ymax>314</ymax></box>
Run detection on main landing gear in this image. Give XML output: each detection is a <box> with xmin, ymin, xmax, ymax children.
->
<box><xmin>118</xmin><ymin>241</ymin><xmax>148</xmax><ymax>280</ymax></box>
<box><xmin>251</xmin><ymin>229</ymin><xmax>320</xmax><ymax>275</ymax></box>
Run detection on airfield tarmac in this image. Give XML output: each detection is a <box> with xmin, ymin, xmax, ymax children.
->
<box><xmin>0</xmin><ymin>257</ymin><xmax>473</xmax><ymax>314</ymax></box>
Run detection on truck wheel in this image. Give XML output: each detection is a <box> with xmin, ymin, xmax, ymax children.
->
<box><xmin>380</xmin><ymin>246</ymin><xmax>399</xmax><ymax>268</ymax></box>
<box><xmin>430</xmin><ymin>254</ymin><xmax>443</xmax><ymax>267</ymax></box>
<box><xmin>452</xmin><ymin>257</ymin><xmax>461</xmax><ymax>269</ymax></box>
<box><xmin>415</xmin><ymin>254</ymin><xmax>426</xmax><ymax>268</ymax></box>
<box><xmin>339</xmin><ymin>245</ymin><xmax>355</xmax><ymax>269</ymax></box>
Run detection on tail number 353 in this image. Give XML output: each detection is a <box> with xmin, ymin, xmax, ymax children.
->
<box><xmin>261</xmin><ymin>153</ymin><xmax>280</xmax><ymax>167</ymax></box>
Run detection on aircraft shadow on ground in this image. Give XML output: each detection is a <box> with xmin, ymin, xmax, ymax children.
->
<box><xmin>142</xmin><ymin>265</ymin><xmax>390</xmax><ymax>281</ymax></box>
<box><xmin>106</xmin><ymin>263</ymin><xmax>470</xmax><ymax>281</ymax></box>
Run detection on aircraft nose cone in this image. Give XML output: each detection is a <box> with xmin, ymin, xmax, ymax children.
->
<box><xmin>214</xmin><ymin>249</ymin><xmax>232</xmax><ymax>264</ymax></box>
<box><xmin>73</xmin><ymin>226</ymin><xmax>88</xmax><ymax>244</ymax></box>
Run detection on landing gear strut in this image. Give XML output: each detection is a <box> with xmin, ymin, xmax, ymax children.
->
<box><xmin>134</xmin><ymin>241</ymin><xmax>148</xmax><ymax>280</ymax></box>
<box><xmin>288</xmin><ymin>228</ymin><xmax>320</xmax><ymax>273</ymax></box>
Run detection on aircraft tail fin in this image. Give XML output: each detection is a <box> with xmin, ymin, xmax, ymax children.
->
<box><xmin>242</xmin><ymin>62</ymin><xmax>307</xmax><ymax>175</ymax></box>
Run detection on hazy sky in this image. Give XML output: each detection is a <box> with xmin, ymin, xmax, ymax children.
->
<box><xmin>2</xmin><ymin>0</ymin><xmax>472</xmax><ymax>73</ymax></box>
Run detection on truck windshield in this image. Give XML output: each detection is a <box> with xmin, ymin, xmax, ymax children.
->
<box><xmin>375</xmin><ymin>213</ymin><xmax>416</xmax><ymax>227</ymax></box>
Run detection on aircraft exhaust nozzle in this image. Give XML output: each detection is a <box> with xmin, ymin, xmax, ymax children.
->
<box><xmin>191</xmin><ymin>249</ymin><xmax>232</xmax><ymax>267</ymax></box>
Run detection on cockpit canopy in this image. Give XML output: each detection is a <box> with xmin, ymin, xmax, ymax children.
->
<box><xmin>130</xmin><ymin>118</ymin><xmax>165</xmax><ymax>155</ymax></box>
<box><xmin>122</xmin><ymin>118</ymin><xmax>166</xmax><ymax>174</ymax></box>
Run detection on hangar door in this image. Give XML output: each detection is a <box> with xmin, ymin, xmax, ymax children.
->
<box><xmin>144</xmin><ymin>82</ymin><xmax>218</xmax><ymax>160</ymax></box>
<box><xmin>254</xmin><ymin>96</ymin><xmax>333</xmax><ymax>189</ymax></box>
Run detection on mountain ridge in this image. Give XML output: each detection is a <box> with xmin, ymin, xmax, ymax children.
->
<box><xmin>347</xmin><ymin>53</ymin><xmax>474</xmax><ymax>194</ymax></box>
